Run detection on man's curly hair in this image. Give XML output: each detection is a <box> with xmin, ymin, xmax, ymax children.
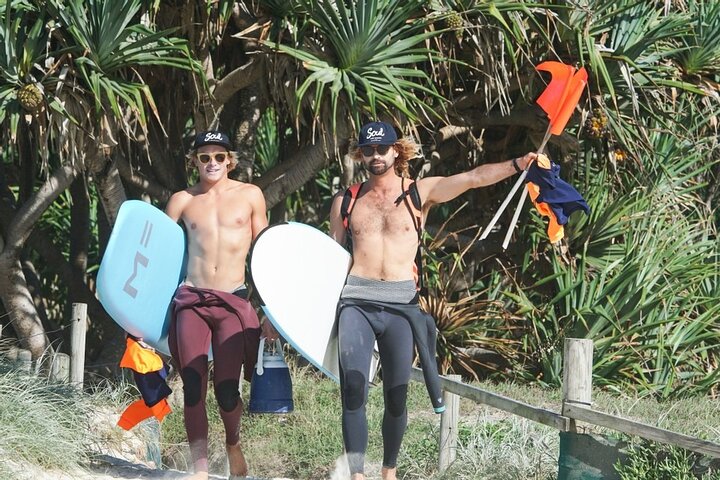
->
<box><xmin>348</xmin><ymin>137</ymin><xmax>420</xmax><ymax>178</ymax></box>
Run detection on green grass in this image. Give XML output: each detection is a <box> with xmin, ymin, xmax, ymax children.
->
<box><xmin>0</xmin><ymin>363</ymin><xmax>95</xmax><ymax>471</ymax></box>
<box><xmin>159</xmin><ymin>365</ymin><xmax>720</xmax><ymax>479</ymax></box>
<box><xmin>3</xmin><ymin>355</ymin><xmax>719</xmax><ymax>479</ymax></box>
<box><xmin>0</xmin><ymin>357</ymin><xmax>158</xmax><ymax>478</ymax></box>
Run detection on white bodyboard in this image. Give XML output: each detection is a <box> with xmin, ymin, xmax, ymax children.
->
<box><xmin>250</xmin><ymin>222</ymin><xmax>377</xmax><ymax>382</ymax></box>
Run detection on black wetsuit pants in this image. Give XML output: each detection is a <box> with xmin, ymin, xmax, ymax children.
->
<box><xmin>338</xmin><ymin>303</ymin><xmax>414</xmax><ymax>475</ymax></box>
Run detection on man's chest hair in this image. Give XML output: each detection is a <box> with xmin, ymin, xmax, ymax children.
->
<box><xmin>351</xmin><ymin>200</ymin><xmax>417</xmax><ymax>236</ymax></box>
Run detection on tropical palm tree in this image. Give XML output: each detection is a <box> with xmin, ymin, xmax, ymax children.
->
<box><xmin>0</xmin><ymin>0</ymin><xmax>200</xmax><ymax>359</ymax></box>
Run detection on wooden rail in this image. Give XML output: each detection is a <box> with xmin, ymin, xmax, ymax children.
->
<box><xmin>417</xmin><ymin>337</ymin><xmax>720</xmax><ymax>473</ymax></box>
<box><xmin>563</xmin><ymin>403</ymin><xmax>720</xmax><ymax>459</ymax></box>
<box><xmin>410</xmin><ymin>368</ymin><xmax>570</xmax><ymax>431</ymax></box>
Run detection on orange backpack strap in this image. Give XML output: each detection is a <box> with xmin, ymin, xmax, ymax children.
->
<box><xmin>341</xmin><ymin>182</ymin><xmax>365</xmax><ymax>248</ymax></box>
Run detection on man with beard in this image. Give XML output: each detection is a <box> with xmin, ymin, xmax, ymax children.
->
<box><xmin>329</xmin><ymin>121</ymin><xmax>536</xmax><ymax>480</ymax></box>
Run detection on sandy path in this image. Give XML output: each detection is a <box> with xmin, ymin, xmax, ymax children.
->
<box><xmin>7</xmin><ymin>455</ymin><xmax>293</xmax><ymax>480</ymax></box>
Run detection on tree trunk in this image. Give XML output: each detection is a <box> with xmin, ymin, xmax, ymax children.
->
<box><xmin>0</xmin><ymin>255</ymin><xmax>47</xmax><ymax>356</ymax></box>
<box><xmin>0</xmin><ymin>163</ymin><xmax>78</xmax><ymax>358</ymax></box>
<box><xmin>87</xmin><ymin>150</ymin><xmax>127</xmax><ymax>226</ymax></box>
<box><xmin>258</xmin><ymin>121</ymin><xmax>351</xmax><ymax>209</ymax></box>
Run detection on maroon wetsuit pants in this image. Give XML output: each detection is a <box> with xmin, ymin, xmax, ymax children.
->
<box><xmin>169</xmin><ymin>285</ymin><xmax>261</xmax><ymax>473</ymax></box>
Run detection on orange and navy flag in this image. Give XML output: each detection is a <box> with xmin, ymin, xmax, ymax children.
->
<box><xmin>117</xmin><ymin>336</ymin><xmax>172</xmax><ymax>430</ymax></box>
<box><xmin>525</xmin><ymin>154</ymin><xmax>589</xmax><ymax>243</ymax></box>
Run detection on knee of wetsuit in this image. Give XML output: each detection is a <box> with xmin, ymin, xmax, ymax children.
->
<box><xmin>342</xmin><ymin>370</ymin><xmax>367</xmax><ymax>411</ymax></box>
<box><xmin>215</xmin><ymin>379</ymin><xmax>240</xmax><ymax>412</ymax></box>
<box><xmin>385</xmin><ymin>384</ymin><xmax>408</xmax><ymax>417</ymax></box>
<box><xmin>181</xmin><ymin>367</ymin><xmax>203</xmax><ymax>407</ymax></box>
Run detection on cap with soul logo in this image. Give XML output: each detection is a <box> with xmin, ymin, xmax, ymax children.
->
<box><xmin>358</xmin><ymin>121</ymin><xmax>398</xmax><ymax>146</ymax></box>
<box><xmin>193</xmin><ymin>130</ymin><xmax>233</xmax><ymax>150</ymax></box>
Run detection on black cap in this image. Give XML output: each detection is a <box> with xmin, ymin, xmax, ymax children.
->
<box><xmin>193</xmin><ymin>130</ymin><xmax>233</xmax><ymax>150</ymax></box>
<box><xmin>358</xmin><ymin>121</ymin><xmax>398</xmax><ymax>146</ymax></box>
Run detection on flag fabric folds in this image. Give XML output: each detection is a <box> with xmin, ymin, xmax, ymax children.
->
<box><xmin>117</xmin><ymin>336</ymin><xmax>172</xmax><ymax>430</ymax></box>
<box><xmin>535</xmin><ymin>62</ymin><xmax>588</xmax><ymax>136</ymax></box>
<box><xmin>525</xmin><ymin>154</ymin><xmax>590</xmax><ymax>243</ymax></box>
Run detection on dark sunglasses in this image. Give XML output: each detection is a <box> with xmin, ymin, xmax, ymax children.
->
<box><xmin>197</xmin><ymin>152</ymin><xmax>228</xmax><ymax>164</ymax></box>
<box><xmin>360</xmin><ymin>144</ymin><xmax>392</xmax><ymax>157</ymax></box>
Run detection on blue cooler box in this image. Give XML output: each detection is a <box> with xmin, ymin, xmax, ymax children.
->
<box><xmin>249</xmin><ymin>338</ymin><xmax>294</xmax><ymax>413</ymax></box>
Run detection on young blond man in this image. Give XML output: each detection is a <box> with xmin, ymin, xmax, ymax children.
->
<box><xmin>165</xmin><ymin>130</ymin><xmax>277</xmax><ymax>480</ymax></box>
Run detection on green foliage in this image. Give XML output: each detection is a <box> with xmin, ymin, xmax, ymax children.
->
<box><xmin>673</xmin><ymin>1</ymin><xmax>720</xmax><ymax>77</ymax></box>
<box><xmin>616</xmin><ymin>441</ymin><xmax>720</xmax><ymax>479</ymax></box>
<box><xmin>254</xmin><ymin>106</ymin><xmax>281</xmax><ymax>174</ymax></box>
<box><xmin>0</xmin><ymin>358</ymin><xmax>136</xmax><ymax>474</ymax></box>
<box><xmin>0</xmin><ymin>1</ymin><xmax>51</xmax><ymax>137</ymax></box>
<box><xmin>264</xmin><ymin>0</ymin><xmax>448</xmax><ymax>134</ymax></box>
<box><xmin>507</xmin><ymin>123</ymin><xmax>720</xmax><ymax>397</ymax></box>
<box><xmin>46</xmin><ymin>0</ymin><xmax>200</xmax><ymax>126</ymax></box>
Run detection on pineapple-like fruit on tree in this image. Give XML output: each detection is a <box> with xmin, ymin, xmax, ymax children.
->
<box><xmin>17</xmin><ymin>83</ymin><xmax>44</xmax><ymax>112</ymax></box>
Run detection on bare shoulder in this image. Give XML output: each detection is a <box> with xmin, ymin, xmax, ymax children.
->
<box><xmin>415</xmin><ymin>176</ymin><xmax>443</xmax><ymax>202</ymax></box>
<box><xmin>165</xmin><ymin>188</ymin><xmax>194</xmax><ymax>220</ymax></box>
<box><xmin>227</xmin><ymin>181</ymin><xmax>266</xmax><ymax>210</ymax></box>
<box><xmin>228</xmin><ymin>180</ymin><xmax>264</xmax><ymax>198</ymax></box>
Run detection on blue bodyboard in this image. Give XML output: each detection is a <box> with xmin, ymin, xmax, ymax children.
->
<box><xmin>97</xmin><ymin>200</ymin><xmax>186</xmax><ymax>355</ymax></box>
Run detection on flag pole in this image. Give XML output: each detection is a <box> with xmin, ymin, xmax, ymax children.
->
<box><xmin>500</xmin><ymin>129</ymin><xmax>555</xmax><ymax>249</ymax></box>
<box><xmin>478</xmin><ymin>128</ymin><xmax>552</xmax><ymax>241</ymax></box>
<box><xmin>480</xmin><ymin>61</ymin><xmax>587</xmax><ymax>246</ymax></box>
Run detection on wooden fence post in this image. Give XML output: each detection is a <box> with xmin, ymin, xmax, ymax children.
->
<box><xmin>439</xmin><ymin>374</ymin><xmax>461</xmax><ymax>472</ymax></box>
<box><xmin>70</xmin><ymin>303</ymin><xmax>88</xmax><ymax>389</ymax></box>
<box><xmin>50</xmin><ymin>352</ymin><xmax>71</xmax><ymax>383</ymax></box>
<box><xmin>18</xmin><ymin>349</ymin><xmax>32</xmax><ymax>372</ymax></box>
<box><xmin>562</xmin><ymin>338</ymin><xmax>594</xmax><ymax>409</ymax></box>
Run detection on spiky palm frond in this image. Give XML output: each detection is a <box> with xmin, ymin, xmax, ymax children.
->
<box><xmin>420</xmin><ymin>288</ymin><xmax>520</xmax><ymax>380</ymax></box>
<box><xmin>511</xmin><ymin>114</ymin><xmax>720</xmax><ymax>397</ymax></box>
<box><xmin>263</xmin><ymin>0</ymin><xmax>448</xmax><ymax>137</ymax></box>
<box><xmin>46</xmin><ymin>0</ymin><xmax>200</xmax><ymax>131</ymax></box>
<box><xmin>673</xmin><ymin>0</ymin><xmax>720</xmax><ymax>78</ymax></box>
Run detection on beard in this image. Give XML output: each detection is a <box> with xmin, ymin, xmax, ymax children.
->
<box><xmin>368</xmin><ymin>161</ymin><xmax>392</xmax><ymax>175</ymax></box>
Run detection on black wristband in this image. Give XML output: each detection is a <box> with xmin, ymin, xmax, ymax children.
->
<box><xmin>512</xmin><ymin>157</ymin><xmax>522</xmax><ymax>173</ymax></box>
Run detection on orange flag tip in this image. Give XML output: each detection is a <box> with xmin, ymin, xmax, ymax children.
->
<box><xmin>535</xmin><ymin>61</ymin><xmax>588</xmax><ymax>135</ymax></box>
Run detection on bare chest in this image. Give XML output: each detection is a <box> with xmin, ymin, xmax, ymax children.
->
<box><xmin>350</xmin><ymin>196</ymin><xmax>418</xmax><ymax>238</ymax></box>
<box><xmin>182</xmin><ymin>192</ymin><xmax>252</xmax><ymax>232</ymax></box>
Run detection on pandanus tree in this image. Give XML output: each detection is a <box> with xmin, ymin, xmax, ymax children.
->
<box><xmin>0</xmin><ymin>0</ymin><xmax>718</xmax><ymax>396</ymax></box>
<box><xmin>0</xmin><ymin>0</ymin><xmax>199</xmax><ymax>359</ymax></box>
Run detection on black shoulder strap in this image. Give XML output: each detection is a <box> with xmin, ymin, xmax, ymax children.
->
<box><xmin>394</xmin><ymin>178</ymin><xmax>423</xmax><ymax>240</ymax></box>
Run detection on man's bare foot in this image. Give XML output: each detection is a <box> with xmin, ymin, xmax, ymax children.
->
<box><xmin>227</xmin><ymin>441</ymin><xmax>248</xmax><ymax>478</ymax></box>
<box><xmin>381</xmin><ymin>466</ymin><xmax>398</xmax><ymax>480</ymax></box>
<box><xmin>184</xmin><ymin>472</ymin><xmax>209</xmax><ymax>480</ymax></box>
<box><xmin>350</xmin><ymin>474</ymin><xmax>365</xmax><ymax>480</ymax></box>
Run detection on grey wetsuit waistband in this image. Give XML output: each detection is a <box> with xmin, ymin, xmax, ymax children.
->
<box><xmin>341</xmin><ymin>275</ymin><xmax>417</xmax><ymax>304</ymax></box>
